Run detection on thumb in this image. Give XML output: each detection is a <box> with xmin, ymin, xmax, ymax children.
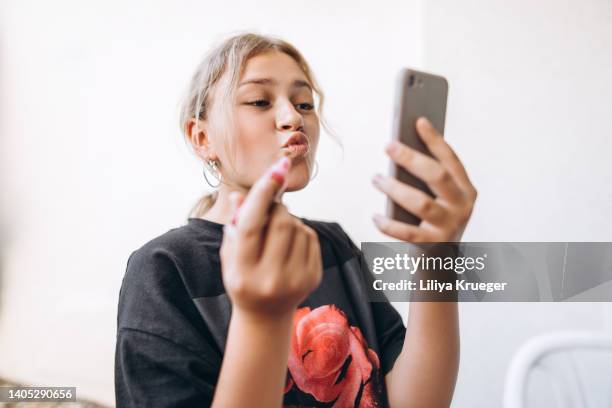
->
<box><xmin>234</xmin><ymin>157</ymin><xmax>291</xmax><ymax>231</ymax></box>
<box><xmin>229</xmin><ymin>191</ymin><xmax>245</xmax><ymax>225</ymax></box>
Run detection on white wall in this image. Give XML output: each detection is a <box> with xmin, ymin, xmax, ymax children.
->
<box><xmin>0</xmin><ymin>0</ymin><xmax>421</xmax><ymax>405</ymax></box>
<box><xmin>1</xmin><ymin>0</ymin><xmax>610</xmax><ymax>406</ymax></box>
<box><xmin>422</xmin><ymin>0</ymin><xmax>612</xmax><ymax>406</ymax></box>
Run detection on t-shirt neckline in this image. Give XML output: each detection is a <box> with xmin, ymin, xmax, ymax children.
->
<box><xmin>187</xmin><ymin>215</ymin><xmax>312</xmax><ymax>240</ymax></box>
<box><xmin>187</xmin><ymin>217</ymin><xmax>225</xmax><ymax>238</ymax></box>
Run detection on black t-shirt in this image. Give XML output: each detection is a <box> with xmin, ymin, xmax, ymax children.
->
<box><xmin>115</xmin><ymin>217</ymin><xmax>406</xmax><ymax>407</ymax></box>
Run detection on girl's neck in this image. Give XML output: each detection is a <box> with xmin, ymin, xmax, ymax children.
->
<box><xmin>200</xmin><ymin>183</ymin><xmax>284</xmax><ymax>225</ymax></box>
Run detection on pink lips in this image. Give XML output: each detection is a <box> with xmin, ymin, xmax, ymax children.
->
<box><xmin>282</xmin><ymin>143</ymin><xmax>309</xmax><ymax>157</ymax></box>
<box><xmin>282</xmin><ymin>132</ymin><xmax>309</xmax><ymax>158</ymax></box>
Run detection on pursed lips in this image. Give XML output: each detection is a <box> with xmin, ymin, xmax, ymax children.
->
<box><xmin>281</xmin><ymin>133</ymin><xmax>309</xmax><ymax>158</ymax></box>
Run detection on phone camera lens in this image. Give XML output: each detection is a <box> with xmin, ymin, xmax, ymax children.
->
<box><xmin>408</xmin><ymin>75</ymin><xmax>415</xmax><ymax>87</ymax></box>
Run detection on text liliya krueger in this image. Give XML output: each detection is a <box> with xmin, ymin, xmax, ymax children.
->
<box><xmin>370</xmin><ymin>253</ymin><xmax>509</xmax><ymax>293</ymax></box>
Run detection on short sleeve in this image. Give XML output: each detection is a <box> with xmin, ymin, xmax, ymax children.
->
<box><xmin>115</xmin><ymin>329</ymin><xmax>217</xmax><ymax>407</ymax></box>
<box><xmin>369</xmin><ymin>298</ymin><xmax>406</xmax><ymax>375</ymax></box>
<box><xmin>331</xmin><ymin>223</ymin><xmax>407</xmax><ymax>376</ymax></box>
<box><xmin>115</xmin><ymin>248</ymin><xmax>222</xmax><ymax>407</ymax></box>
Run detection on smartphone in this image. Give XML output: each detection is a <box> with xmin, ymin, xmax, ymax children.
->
<box><xmin>387</xmin><ymin>68</ymin><xmax>448</xmax><ymax>225</ymax></box>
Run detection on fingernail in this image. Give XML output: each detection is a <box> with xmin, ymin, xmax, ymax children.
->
<box><xmin>270</xmin><ymin>157</ymin><xmax>291</xmax><ymax>186</ymax></box>
<box><xmin>231</xmin><ymin>212</ymin><xmax>238</xmax><ymax>225</ymax></box>
<box><xmin>372</xmin><ymin>174</ymin><xmax>383</xmax><ymax>185</ymax></box>
<box><xmin>385</xmin><ymin>141</ymin><xmax>398</xmax><ymax>156</ymax></box>
<box><xmin>418</xmin><ymin>117</ymin><xmax>431</xmax><ymax>128</ymax></box>
<box><xmin>270</xmin><ymin>171</ymin><xmax>285</xmax><ymax>186</ymax></box>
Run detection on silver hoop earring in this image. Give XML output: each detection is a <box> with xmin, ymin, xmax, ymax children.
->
<box><xmin>203</xmin><ymin>159</ymin><xmax>221</xmax><ymax>188</ymax></box>
<box><xmin>309</xmin><ymin>160</ymin><xmax>319</xmax><ymax>181</ymax></box>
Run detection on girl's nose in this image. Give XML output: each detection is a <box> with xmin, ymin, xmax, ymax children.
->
<box><xmin>276</xmin><ymin>101</ymin><xmax>304</xmax><ymax>131</ymax></box>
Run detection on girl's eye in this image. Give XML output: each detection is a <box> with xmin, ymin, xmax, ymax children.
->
<box><xmin>245</xmin><ymin>100</ymin><xmax>314</xmax><ymax>111</ymax></box>
<box><xmin>297</xmin><ymin>103</ymin><xmax>314</xmax><ymax>111</ymax></box>
<box><xmin>247</xmin><ymin>99</ymin><xmax>270</xmax><ymax>107</ymax></box>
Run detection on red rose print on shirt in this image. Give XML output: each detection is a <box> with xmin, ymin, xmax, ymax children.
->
<box><xmin>284</xmin><ymin>305</ymin><xmax>382</xmax><ymax>408</ymax></box>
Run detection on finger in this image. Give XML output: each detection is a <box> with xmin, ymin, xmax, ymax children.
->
<box><xmin>302</xmin><ymin>225</ymin><xmax>314</xmax><ymax>265</ymax></box>
<box><xmin>229</xmin><ymin>192</ymin><xmax>246</xmax><ymax>225</ymax></box>
<box><xmin>236</xmin><ymin>157</ymin><xmax>291</xmax><ymax>234</ymax></box>
<box><xmin>372</xmin><ymin>214</ymin><xmax>433</xmax><ymax>243</ymax></box>
<box><xmin>262</xmin><ymin>204</ymin><xmax>297</xmax><ymax>264</ymax></box>
<box><xmin>305</xmin><ymin>227</ymin><xmax>322</xmax><ymax>287</ymax></box>
<box><xmin>372</xmin><ymin>174</ymin><xmax>450</xmax><ymax>226</ymax></box>
<box><xmin>385</xmin><ymin>139</ymin><xmax>464</xmax><ymax>203</ymax></box>
<box><xmin>286</xmin><ymin>224</ymin><xmax>309</xmax><ymax>269</ymax></box>
<box><xmin>234</xmin><ymin>192</ymin><xmax>246</xmax><ymax>209</ymax></box>
<box><xmin>414</xmin><ymin>117</ymin><xmax>476</xmax><ymax>194</ymax></box>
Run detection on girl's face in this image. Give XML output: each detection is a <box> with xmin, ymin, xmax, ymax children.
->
<box><xmin>213</xmin><ymin>50</ymin><xmax>320</xmax><ymax>192</ymax></box>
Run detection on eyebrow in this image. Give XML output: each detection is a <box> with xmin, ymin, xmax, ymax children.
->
<box><xmin>238</xmin><ymin>78</ymin><xmax>312</xmax><ymax>91</ymax></box>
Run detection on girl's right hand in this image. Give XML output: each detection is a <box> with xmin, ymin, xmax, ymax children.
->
<box><xmin>220</xmin><ymin>157</ymin><xmax>323</xmax><ymax>320</ymax></box>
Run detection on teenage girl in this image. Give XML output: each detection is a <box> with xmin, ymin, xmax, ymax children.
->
<box><xmin>115</xmin><ymin>32</ymin><xmax>477</xmax><ymax>408</ymax></box>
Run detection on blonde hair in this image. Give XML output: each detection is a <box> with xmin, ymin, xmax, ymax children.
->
<box><xmin>179</xmin><ymin>32</ymin><xmax>337</xmax><ymax>219</ymax></box>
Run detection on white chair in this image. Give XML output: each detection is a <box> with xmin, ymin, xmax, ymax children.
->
<box><xmin>503</xmin><ymin>331</ymin><xmax>612</xmax><ymax>408</ymax></box>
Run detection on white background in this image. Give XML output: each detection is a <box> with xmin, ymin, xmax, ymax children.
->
<box><xmin>1</xmin><ymin>0</ymin><xmax>610</xmax><ymax>406</ymax></box>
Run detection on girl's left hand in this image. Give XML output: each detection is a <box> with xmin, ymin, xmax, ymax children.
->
<box><xmin>372</xmin><ymin>117</ymin><xmax>477</xmax><ymax>243</ymax></box>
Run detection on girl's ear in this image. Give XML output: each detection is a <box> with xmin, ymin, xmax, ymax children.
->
<box><xmin>187</xmin><ymin>118</ymin><xmax>214</xmax><ymax>160</ymax></box>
